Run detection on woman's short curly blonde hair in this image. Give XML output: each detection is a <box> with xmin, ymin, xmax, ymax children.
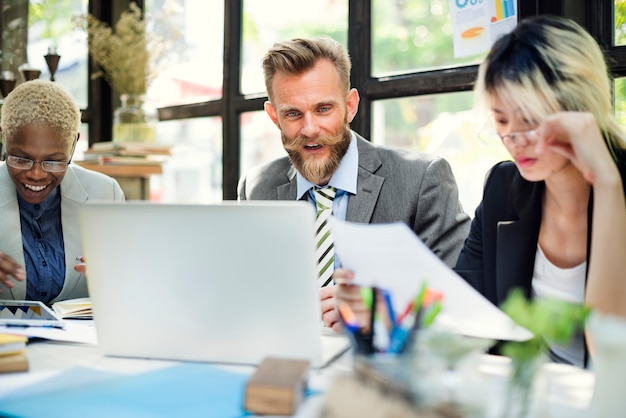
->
<box><xmin>1</xmin><ymin>80</ymin><xmax>80</xmax><ymax>152</ymax></box>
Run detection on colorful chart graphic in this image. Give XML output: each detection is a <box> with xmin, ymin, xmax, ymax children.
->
<box><xmin>494</xmin><ymin>0</ymin><xmax>514</xmax><ymax>20</ymax></box>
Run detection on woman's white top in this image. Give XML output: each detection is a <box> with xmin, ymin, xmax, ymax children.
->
<box><xmin>532</xmin><ymin>245</ymin><xmax>586</xmax><ymax>368</ymax></box>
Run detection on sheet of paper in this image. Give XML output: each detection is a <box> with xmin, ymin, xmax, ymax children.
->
<box><xmin>331</xmin><ymin>219</ymin><xmax>532</xmax><ymax>341</ymax></box>
<box><xmin>0</xmin><ymin>319</ymin><xmax>97</xmax><ymax>344</ymax></box>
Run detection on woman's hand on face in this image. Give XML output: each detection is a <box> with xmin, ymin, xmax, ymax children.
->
<box><xmin>534</xmin><ymin>111</ymin><xmax>619</xmax><ymax>184</ymax></box>
<box><xmin>0</xmin><ymin>252</ymin><xmax>25</xmax><ymax>290</ymax></box>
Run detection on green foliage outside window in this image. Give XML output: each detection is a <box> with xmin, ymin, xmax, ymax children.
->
<box><xmin>615</xmin><ymin>1</ymin><xmax>626</xmax><ymax>125</ymax></box>
<box><xmin>29</xmin><ymin>0</ymin><xmax>75</xmax><ymax>41</ymax></box>
<box><xmin>616</xmin><ymin>0</ymin><xmax>626</xmax><ymax>45</ymax></box>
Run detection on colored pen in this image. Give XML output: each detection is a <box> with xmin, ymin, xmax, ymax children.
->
<box><xmin>368</xmin><ymin>287</ymin><xmax>377</xmax><ymax>353</ymax></box>
<box><xmin>337</xmin><ymin>302</ymin><xmax>359</xmax><ymax>331</ymax></box>
<box><xmin>397</xmin><ymin>300</ymin><xmax>414</xmax><ymax>325</ymax></box>
<box><xmin>396</xmin><ymin>305</ymin><xmax>424</xmax><ymax>354</ymax></box>
<box><xmin>420</xmin><ymin>292</ymin><xmax>443</xmax><ymax>328</ymax></box>
<box><xmin>337</xmin><ymin>302</ymin><xmax>374</xmax><ymax>354</ymax></box>
<box><xmin>381</xmin><ymin>289</ymin><xmax>396</xmax><ymax>327</ymax></box>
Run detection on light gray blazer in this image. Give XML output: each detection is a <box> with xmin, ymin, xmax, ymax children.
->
<box><xmin>0</xmin><ymin>163</ymin><xmax>125</xmax><ymax>302</ymax></box>
<box><xmin>238</xmin><ymin>133</ymin><xmax>471</xmax><ymax>268</ymax></box>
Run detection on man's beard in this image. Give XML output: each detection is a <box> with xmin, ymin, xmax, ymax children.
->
<box><xmin>283</xmin><ymin>124</ymin><xmax>352</xmax><ymax>186</ymax></box>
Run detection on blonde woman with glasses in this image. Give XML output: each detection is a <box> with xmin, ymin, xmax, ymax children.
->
<box><xmin>452</xmin><ymin>14</ymin><xmax>626</xmax><ymax>368</ymax></box>
<box><xmin>0</xmin><ymin>80</ymin><xmax>124</xmax><ymax>304</ymax></box>
<box><xmin>335</xmin><ymin>15</ymin><xmax>626</xmax><ymax>368</ymax></box>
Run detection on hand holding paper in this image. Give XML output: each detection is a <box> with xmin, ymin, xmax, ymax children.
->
<box><xmin>331</xmin><ymin>218</ymin><xmax>532</xmax><ymax>341</ymax></box>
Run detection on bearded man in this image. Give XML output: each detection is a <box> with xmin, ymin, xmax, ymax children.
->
<box><xmin>237</xmin><ymin>37</ymin><xmax>470</xmax><ymax>331</ymax></box>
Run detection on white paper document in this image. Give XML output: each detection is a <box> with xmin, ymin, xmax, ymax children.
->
<box><xmin>0</xmin><ymin>320</ymin><xmax>97</xmax><ymax>345</ymax></box>
<box><xmin>331</xmin><ymin>219</ymin><xmax>532</xmax><ymax>341</ymax></box>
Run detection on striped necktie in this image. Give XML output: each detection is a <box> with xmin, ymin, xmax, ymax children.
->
<box><xmin>314</xmin><ymin>186</ymin><xmax>337</xmax><ymax>287</ymax></box>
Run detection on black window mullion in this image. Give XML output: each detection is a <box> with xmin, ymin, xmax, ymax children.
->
<box><xmin>348</xmin><ymin>0</ymin><xmax>372</xmax><ymax>140</ymax></box>
<box><xmin>157</xmin><ymin>101</ymin><xmax>223</xmax><ymax>120</ymax></box>
<box><xmin>362</xmin><ymin>66</ymin><xmax>478</xmax><ymax>100</ymax></box>
<box><xmin>579</xmin><ymin>0</ymin><xmax>611</xmax><ymax>49</ymax></box>
<box><xmin>222</xmin><ymin>0</ymin><xmax>243</xmax><ymax>200</ymax></box>
<box><xmin>87</xmin><ymin>0</ymin><xmax>113</xmax><ymax>145</ymax></box>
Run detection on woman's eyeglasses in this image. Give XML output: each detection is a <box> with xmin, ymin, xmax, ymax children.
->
<box><xmin>4</xmin><ymin>154</ymin><xmax>69</xmax><ymax>172</ymax></box>
<box><xmin>478</xmin><ymin>128</ymin><xmax>538</xmax><ymax>147</ymax></box>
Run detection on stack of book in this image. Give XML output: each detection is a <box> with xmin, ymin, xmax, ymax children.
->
<box><xmin>52</xmin><ymin>297</ymin><xmax>92</xmax><ymax>320</ymax></box>
<box><xmin>82</xmin><ymin>141</ymin><xmax>172</xmax><ymax>166</ymax></box>
<box><xmin>0</xmin><ymin>334</ymin><xmax>28</xmax><ymax>374</ymax></box>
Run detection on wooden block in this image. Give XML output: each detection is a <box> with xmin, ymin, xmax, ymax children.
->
<box><xmin>0</xmin><ymin>352</ymin><xmax>29</xmax><ymax>374</ymax></box>
<box><xmin>244</xmin><ymin>357</ymin><xmax>310</xmax><ymax>416</ymax></box>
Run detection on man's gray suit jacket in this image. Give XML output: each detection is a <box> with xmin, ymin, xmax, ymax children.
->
<box><xmin>238</xmin><ymin>133</ymin><xmax>471</xmax><ymax>268</ymax></box>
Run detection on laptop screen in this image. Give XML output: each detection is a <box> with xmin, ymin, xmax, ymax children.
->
<box><xmin>79</xmin><ymin>201</ymin><xmax>347</xmax><ymax>366</ymax></box>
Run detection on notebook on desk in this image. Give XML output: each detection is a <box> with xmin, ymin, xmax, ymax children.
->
<box><xmin>78</xmin><ymin>201</ymin><xmax>349</xmax><ymax>368</ymax></box>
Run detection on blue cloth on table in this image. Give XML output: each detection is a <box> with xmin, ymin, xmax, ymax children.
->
<box><xmin>0</xmin><ymin>363</ymin><xmax>261</xmax><ymax>418</ymax></box>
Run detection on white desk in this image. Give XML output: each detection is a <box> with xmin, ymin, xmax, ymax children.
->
<box><xmin>0</xmin><ymin>338</ymin><xmax>595</xmax><ymax>418</ymax></box>
<box><xmin>0</xmin><ymin>338</ymin><xmax>353</xmax><ymax>418</ymax></box>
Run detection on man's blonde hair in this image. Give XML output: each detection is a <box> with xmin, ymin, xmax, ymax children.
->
<box><xmin>474</xmin><ymin>15</ymin><xmax>626</xmax><ymax>153</ymax></box>
<box><xmin>1</xmin><ymin>80</ymin><xmax>80</xmax><ymax>153</ymax></box>
<box><xmin>262</xmin><ymin>37</ymin><xmax>351</xmax><ymax>101</ymax></box>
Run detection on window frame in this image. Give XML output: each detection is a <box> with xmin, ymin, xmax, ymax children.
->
<box><xmin>82</xmin><ymin>0</ymin><xmax>626</xmax><ymax>200</ymax></box>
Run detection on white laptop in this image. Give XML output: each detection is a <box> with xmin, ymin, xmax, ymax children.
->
<box><xmin>78</xmin><ymin>201</ymin><xmax>349</xmax><ymax>368</ymax></box>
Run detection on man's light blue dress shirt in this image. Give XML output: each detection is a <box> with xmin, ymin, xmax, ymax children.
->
<box><xmin>295</xmin><ymin>133</ymin><xmax>359</xmax><ymax>270</ymax></box>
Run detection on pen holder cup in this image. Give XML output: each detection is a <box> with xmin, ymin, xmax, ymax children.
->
<box><xmin>414</xmin><ymin>330</ymin><xmax>494</xmax><ymax>414</ymax></box>
<box><xmin>320</xmin><ymin>353</ymin><xmax>432</xmax><ymax>418</ymax></box>
<box><xmin>352</xmin><ymin>352</ymin><xmax>426</xmax><ymax>407</ymax></box>
<box><xmin>350</xmin><ymin>331</ymin><xmax>492</xmax><ymax>414</ymax></box>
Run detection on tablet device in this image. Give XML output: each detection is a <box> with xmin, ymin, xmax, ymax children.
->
<box><xmin>0</xmin><ymin>300</ymin><xmax>65</xmax><ymax>328</ymax></box>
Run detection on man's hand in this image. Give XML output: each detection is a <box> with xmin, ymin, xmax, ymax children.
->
<box><xmin>333</xmin><ymin>268</ymin><xmax>371</xmax><ymax>332</ymax></box>
<box><xmin>320</xmin><ymin>285</ymin><xmax>342</xmax><ymax>333</ymax></box>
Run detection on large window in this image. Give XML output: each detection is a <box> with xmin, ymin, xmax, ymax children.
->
<box><xmin>240</xmin><ymin>0</ymin><xmax>347</xmax><ymax>96</ymax></box>
<box><xmin>371</xmin><ymin>0</ymin><xmax>485</xmax><ymax>76</ymax></box>
<box><xmin>32</xmin><ymin>0</ymin><xmax>89</xmax><ymax>158</ymax></box>
<box><xmin>372</xmin><ymin>92</ymin><xmax>509</xmax><ymax>214</ymax></box>
<box><xmin>614</xmin><ymin>1</ymin><xmax>626</xmax><ymax>123</ymax></box>
<box><xmin>4</xmin><ymin>1</ymin><xmax>626</xmax><ymax>209</ymax></box>
<box><xmin>147</xmin><ymin>0</ymin><xmax>223</xmax><ymax>107</ymax></box>
<box><xmin>0</xmin><ymin>1</ymin><xmax>89</xmax><ymax>157</ymax></box>
<box><xmin>122</xmin><ymin>0</ymin><xmax>626</xmax><ymax>207</ymax></box>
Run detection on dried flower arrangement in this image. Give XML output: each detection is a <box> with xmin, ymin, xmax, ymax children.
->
<box><xmin>80</xmin><ymin>1</ymin><xmax>182</xmax><ymax>96</ymax></box>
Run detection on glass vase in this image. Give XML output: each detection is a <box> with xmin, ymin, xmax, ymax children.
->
<box><xmin>113</xmin><ymin>94</ymin><xmax>157</xmax><ymax>144</ymax></box>
<box><xmin>502</xmin><ymin>354</ymin><xmax>546</xmax><ymax>418</ymax></box>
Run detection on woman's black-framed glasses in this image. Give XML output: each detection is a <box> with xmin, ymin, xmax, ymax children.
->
<box><xmin>4</xmin><ymin>154</ymin><xmax>69</xmax><ymax>172</ymax></box>
<box><xmin>478</xmin><ymin>128</ymin><xmax>538</xmax><ymax>147</ymax></box>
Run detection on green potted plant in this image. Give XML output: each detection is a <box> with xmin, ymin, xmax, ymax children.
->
<box><xmin>499</xmin><ymin>289</ymin><xmax>589</xmax><ymax>418</ymax></box>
